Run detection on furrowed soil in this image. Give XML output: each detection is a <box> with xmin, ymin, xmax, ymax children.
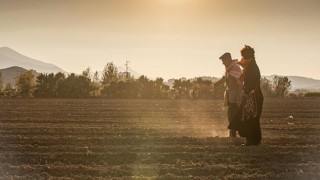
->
<box><xmin>0</xmin><ymin>99</ymin><xmax>319</xmax><ymax>179</ymax></box>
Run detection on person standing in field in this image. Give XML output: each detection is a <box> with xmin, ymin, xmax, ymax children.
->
<box><xmin>219</xmin><ymin>52</ymin><xmax>243</xmax><ymax>137</ymax></box>
<box><xmin>229</xmin><ymin>45</ymin><xmax>264</xmax><ymax>146</ymax></box>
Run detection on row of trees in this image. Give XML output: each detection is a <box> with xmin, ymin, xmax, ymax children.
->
<box><xmin>260</xmin><ymin>76</ymin><xmax>292</xmax><ymax>98</ymax></box>
<box><xmin>0</xmin><ymin>63</ymin><xmax>293</xmax><ymax>99</ymax></box>
<box><xmin>0</xmin><ymin>70</ymin><xmax>36</xmax><ymax>98</ymax></box>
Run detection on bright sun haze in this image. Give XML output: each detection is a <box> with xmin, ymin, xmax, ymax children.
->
<box><xmin>0</xmin><ymin>0</ymin><xmax>319</xmax><ymax>79</ymax></box>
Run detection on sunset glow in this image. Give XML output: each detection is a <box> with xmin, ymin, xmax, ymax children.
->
<box><xmin>0</xmin><ymin>0</ymin><xmax>319</xmax><ymax>79</ymax></box>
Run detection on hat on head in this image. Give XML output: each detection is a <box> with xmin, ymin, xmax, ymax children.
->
<box><xmin>219</xmin><ymin>52</ymin><xmax>232</xmax><ymax>60</ymax></box>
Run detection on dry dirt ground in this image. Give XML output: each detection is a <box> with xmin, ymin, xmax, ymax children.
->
<box><xmin>0</xmin><ymin>98</ymin><xmax>319</xmax><ymax>179</ymax></box>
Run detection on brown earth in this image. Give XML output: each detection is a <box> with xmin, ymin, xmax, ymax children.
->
<box><xmin>0</xmin><ymin>98</ymin><xmax>319</xmax><ymax>179</ymax></box>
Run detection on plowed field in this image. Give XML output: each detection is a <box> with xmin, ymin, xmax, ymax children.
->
<box><xmin>0</xmin><ymin>99</ymin><xmax>319</xmax><ymax>179</ymax></box>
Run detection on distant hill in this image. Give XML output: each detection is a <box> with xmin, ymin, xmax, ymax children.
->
<box><xmin>0</xmin><ymin>47</ymin><xmax>65</xmax><ymax>73</ymax></box>
<box><xmin>264</xmin><ymin>75</ymin><xmax>320</xmax><ymax>90</ymax></box>
<box><xmin>0</xmin><ymin>66</ymin><xmax>38</xmax><ymax>86</ymax></box>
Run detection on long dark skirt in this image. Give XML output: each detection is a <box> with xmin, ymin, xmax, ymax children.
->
<box><xmin>229</xmin><ymin>92</ymin><xmax>264</xmax><ymax>144</ymax></box>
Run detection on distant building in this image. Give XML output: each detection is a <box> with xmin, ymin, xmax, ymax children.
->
<box><xmin>118</xmin><ymin>72</ymin><xmax>131</xmax><ymax>81</ymax></box>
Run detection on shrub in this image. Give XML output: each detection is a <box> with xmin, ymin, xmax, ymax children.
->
<box><xmin>304</xmin><ymin>92</ymin><xmax>320</xmax><ymax>97</ymax></box>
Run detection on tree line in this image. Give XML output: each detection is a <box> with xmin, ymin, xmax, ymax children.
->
<box><xmin>0</xmin><ymin>62</ymin><xmax>295</xmax><ymax>99</ymax></box>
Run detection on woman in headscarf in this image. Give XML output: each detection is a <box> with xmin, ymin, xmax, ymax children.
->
<box><xmin>229</xmin><ymin>45</ymin><xmax>264</xmax><ymax>146</ymax></box>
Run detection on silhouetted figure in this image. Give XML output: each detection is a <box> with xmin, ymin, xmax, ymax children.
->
<box><xmin>229</xmin><ymin>45</ymin><xmax>264</xmax><ymax>146</ymax></box>
<box><xmin>219</xmin><ymin>52</ymin><xmax>243</xmax><ymax>137</ymax></box>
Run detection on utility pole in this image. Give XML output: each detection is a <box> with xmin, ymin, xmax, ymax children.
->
<box><xmin>125</xmin><ymin>61</ymin><xmax>130</xmax><ymax>78</ymax></box>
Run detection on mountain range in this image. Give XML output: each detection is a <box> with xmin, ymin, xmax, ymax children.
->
<box><xmin>0</xmin><ymin>47</ymin><xmax>319</xmax><ymax>90</ymax></box>
<box><xmin>264</xmin><ymin>75</ymin><xmax>320</xmax><ymax>91</ymax></box>
<box><xmin>0</xmin><ymin>47</ymin><xmax>65</xmax><ymax>73</ymax></box>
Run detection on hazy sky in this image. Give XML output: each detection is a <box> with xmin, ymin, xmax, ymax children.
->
<box><xmin>1</xmin><ymin>0</ymin><xmax>320</xmax><ymax>80</ymax></box>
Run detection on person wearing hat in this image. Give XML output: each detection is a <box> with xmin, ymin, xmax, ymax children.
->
<box><xmin>219</xmin><ymin>52</ymin><xmax>243</xmax><ymax>137</ymax></box>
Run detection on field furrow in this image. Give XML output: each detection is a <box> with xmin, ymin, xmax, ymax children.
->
<box><xmin>1</xmin><ymin>99</ymin><xmax>319</xmax><ymax>179</ymax></box>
